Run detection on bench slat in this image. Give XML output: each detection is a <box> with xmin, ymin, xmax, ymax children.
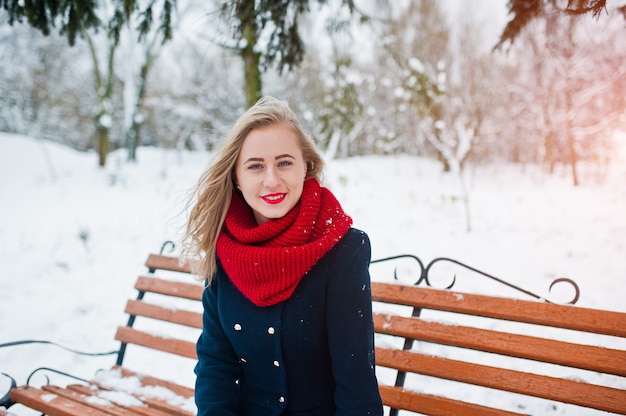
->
<box><xmin>379</xmin><ymin>385</ymin><xmax>528</xmax><ymax>416</ymax></box>
<box><xmin>46</xmin><ymin>385</ymin><xmax>161</xmax><ymax>416</ymax></box>
<box><xmin>128</xmin><ymin>396</ymin><xmax>191</xmax><ymax>416</ymax></box>
<box><xmin>145</xmin><ymin>254</ymin><xmax>191</xmax><ymax>274</ymax></box>
<box><xmin>373</xmin><ymin>312</ymin><xmax>626</xmax><ymax>376</ymax></box>
<box><xmin>112</xmin><ymin>367</ymin><xmax>194</xmax><ymax>398</ymax></box>
<box><xmin>10</xmin><ymin>385</ymin><xmax>114</xmax><ymax>416</ymax></box>
<box><xmin>372</xmin><ymin>282</ymin><xmax>626</xmax><ymax>337</ymax></box>
<box><xmin>66</xmin><ymin>384</ymin><xmax>192</xmax><ymax>416</ymax></box>
<box><xmin>115</xmin><ymin>326</ymin><xmax>197</xmax><ymax>359</ymax></box>
<box><xmin>134</xmin><ymin>276</ymin><xmax>203</xmax><ymax>301</ymax></box>
<box><xmin>376</xmin><ymin>347</ymin><xmax>626</xmax><ymax>415</ymax></box>
<box><xmin>124</xmin><ymin>300</ymin><xmax>203</xmax><ymax>329</ymax></box>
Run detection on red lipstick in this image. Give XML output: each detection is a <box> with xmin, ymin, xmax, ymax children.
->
<box><xmin>262</xmin><ymin>193</ymin><xmax>286</xmax><ymax>204</ymax></box>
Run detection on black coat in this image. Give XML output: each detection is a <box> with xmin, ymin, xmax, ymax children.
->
<box><xmin>194</xmin><ymin>228</ymin><xmax>383</xmax><ymax>416</ymax></box>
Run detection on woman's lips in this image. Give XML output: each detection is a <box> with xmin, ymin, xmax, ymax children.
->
<box><xmin>262</xmin><ymin>193</ymin><xmax>286</xmax><ymax>204</ymax></box>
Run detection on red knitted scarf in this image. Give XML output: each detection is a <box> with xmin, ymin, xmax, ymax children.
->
<box><xmin>216</xmin><ymin>179</ymin><xmax>352</xmax><ymax>307</ymax></box>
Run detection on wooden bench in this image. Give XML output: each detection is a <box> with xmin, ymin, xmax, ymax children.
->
<box><xmin>4</xmin><ymin>252</ymin><xmax>626</xmax><ymax>416</ymax></box>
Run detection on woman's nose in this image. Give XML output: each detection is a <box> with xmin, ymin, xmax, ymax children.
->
<box><xmin>263</xmin><ymin>167</ymin><xmax>279</xmax><ymax>187</ymax></box>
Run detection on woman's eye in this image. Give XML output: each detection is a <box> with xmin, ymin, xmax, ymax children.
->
<box><xmin>278</xmin><ymin>160</ymin><xmax>292</xmax><ymax>167</ymax></box>
<box><xmin>248</xmin><ymin>163</ymin><xmax>263</xmax><ymax>170</ymax></box>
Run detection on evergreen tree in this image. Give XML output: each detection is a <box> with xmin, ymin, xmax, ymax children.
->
<box><xmin>216</xmin><ymin>0</ymin><xmax>357</xmax><ymax>107</ymax></box>
<box><xmin>1</xmin><ymin>0</ymin><xmax>174</xmax><ymax>46</ymax></box>
<box><xmin>2</xmin><ymin>0</ymin><xmax>360</xmax><ymax>108</ymax></box>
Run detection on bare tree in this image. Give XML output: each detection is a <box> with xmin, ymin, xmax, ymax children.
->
<box><xmin>499</xmin><ymin>4</ymin><xmax>626</xmax><ymax>185</ymax></box>
<box><xmin>120</xmin><ymin>1</ymin><xmax>188</xmax><ymax>161</ymax></box>
<box><xmin>143</xmin><ymin>27</ymin><xmax>243</xmax><ymax>152</ymax></box>
<box><xmin>0</xmin><ymin>22</ymin><xmax>93</xmax><ymax>148</ymax></box>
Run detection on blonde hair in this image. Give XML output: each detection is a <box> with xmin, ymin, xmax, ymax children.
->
<box><xmin>181</xmin><ymin>96</ymin><xmax>325</xmax><ymax>283</ymax></box>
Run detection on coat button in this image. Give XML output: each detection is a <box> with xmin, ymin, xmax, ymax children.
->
<box><xmin>267</xmin><ymin>327</ymin><xmax>275</xmax><ymax>335</ymax></box>
<box><xmin>273</xmin><ymin>360</ymin><xmax>280</xmax><ymax>367</ymax></box>
<box><xmin>234</xmin><ymin>323</ymin><xmax>242</xmax><ymax>331</ymax></box>
<box><xmin>278</xmin><ymin>396</ymin><xmax>285</xmax><ymax>403</ymax></box>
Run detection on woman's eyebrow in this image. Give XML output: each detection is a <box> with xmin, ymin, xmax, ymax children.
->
<box><xmin>275</xmin><ymin>154</ymin><xmax>295</xmax><ymax>160</ymax></box>
<box><xmin>242</xmin><ymin>157</ymin><xmax>264</xmax><ymax>164</ymax></box>
<box><xmin>242</xmin><ymin>154</ymin><xmax>295</xmax><ymax>164</ymax></box>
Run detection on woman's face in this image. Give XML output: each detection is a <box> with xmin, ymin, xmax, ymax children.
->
<box><xmin>235</xmin><ymin>123</ymin><xmax>307</xmax><ymax>225</ymax></box>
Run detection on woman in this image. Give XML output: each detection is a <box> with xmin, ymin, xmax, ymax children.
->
<box><xmin>182</xmin><ymin>96</ymin><xmax>383</xmax><ymax>416</ymax></box>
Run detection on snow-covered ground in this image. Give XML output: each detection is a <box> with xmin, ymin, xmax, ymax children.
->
<box><xmin>1</xmin><ymin>133</ymin><xmax>625</xmax><ymax>415</ymax></box>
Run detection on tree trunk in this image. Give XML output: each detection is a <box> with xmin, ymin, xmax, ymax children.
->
<box><xmin>126</xmin><ymin>50</ymin><xmax>153</xmax><ymax>161</ymax></box>
<box><xmin>86</xmin><ymin>32</ymin><xmax>117</xmax><ymax>168</ymax></box>
<box><xmin>96</xmin><ymin>124</ymin><xmax>109</xmax><ymax>167</ymax></box>
<box><xmin>564</xmin><ymin>19</ymin><xmax>579</xmax><ymax>186</ymax></box>
<box><xmin>566</xmin><ymin>93</ymin><xmax>579</xmax><ymax>186</ymax></box>
<box><xmin>544</xmin><ymin>125</ymin><xmax>555</xmax><ymax>174</ymax></box>
<box><xmin>238</xmin><ymin>1</ymin><xmax>262</xmax><ymax>107</ymax></box>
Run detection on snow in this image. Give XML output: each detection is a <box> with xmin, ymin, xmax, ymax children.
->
<box><xmin>1</xmin><ymin>132</ymin><xmax>625</xmax><ymax>415</ymax></box>
<box><xmin>40</xmin><ymin>394</ymin><xmax>57</xmax><ymax>403</ymax></box>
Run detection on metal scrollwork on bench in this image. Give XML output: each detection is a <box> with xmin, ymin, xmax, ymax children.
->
<box><xmin>160</xmin><ymin>240</ymin><xmax>176</xmax><ymax>255</ymax></box>
<box><xmin>25</xmin><ymin>367</ymin><xmax>89</xmax><ymax>386</ymax></box>
<box><xmin>371</xmin><ymin>254</ymin><xmax>580</xmax><ymax>305</ymax></box>
<box><xmin>0</xmin><ymin>373</ymin><xmax>17</xmax><ymax>409</ymax></box>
